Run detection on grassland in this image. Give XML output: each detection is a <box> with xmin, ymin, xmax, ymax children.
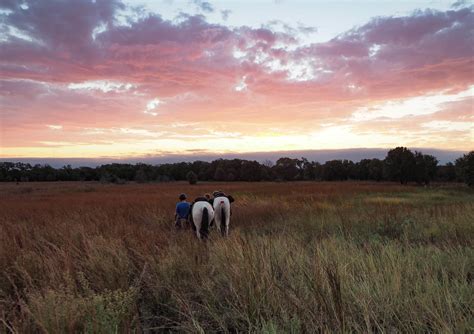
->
<box><xmin>0</xmin><ymin>181</ymin><xmax>473</xmax><ymax>333</ymax></box>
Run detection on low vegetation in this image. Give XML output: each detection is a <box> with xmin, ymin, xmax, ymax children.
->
<box><xmin>0</xmin><ymin>181</ymin><xmax>473</xmax><ymax>332</ymax></box>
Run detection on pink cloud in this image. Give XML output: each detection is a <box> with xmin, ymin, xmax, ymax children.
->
<box><xmin>0</xmin><ymin>1</ymin><xmax>473</xmax><ymax>155</ymax></box>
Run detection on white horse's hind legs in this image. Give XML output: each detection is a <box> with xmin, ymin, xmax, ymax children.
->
<box><xmin>218</xmin><ymin>221</ymin><xmax>226</xmax><ymax>237</ymax></box>
<box><xmin>194</xmin><ymin>220</ymin><xmax>201</xmax><ymax>239</ymax></box>
<box><xmin>222</xmin><ymin>209</ymin><xmax>230</xmax><ymax>237</ymax></box>
<box><xmin>215</xmin><ymin>215</ymin><xmax>230</xmax><ymax>237</ymax></box>
<box><xmin>215</xmin><ymin>220</ymin><xmax>221</xmax><ymax>235</ymax></box>
<box><xmin>216</xmin><ymin>220</ymin><xmax>229</xmax><ymax>237</ymax></box>
<box><xmin>225</xmin><ymin>221</ymin><xmax>229</xmax><ymax>237</ymax></box>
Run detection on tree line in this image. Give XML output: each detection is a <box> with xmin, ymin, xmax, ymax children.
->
<box><xmin>1</xmin><ymin>147</ymin><xmax>473</xmax><ymax>186</ymax></box>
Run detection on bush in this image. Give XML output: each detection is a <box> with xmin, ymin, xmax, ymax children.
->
<box><xmin>186</xmin><ymin>171</ymin><xmax>198</xmax><ymax>185</ymax></box>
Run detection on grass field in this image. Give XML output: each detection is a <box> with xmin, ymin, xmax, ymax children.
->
<box><xmin>0</xmin><ymin>181</ymin><xmax>473</xmax><ymax>333</ymax></box>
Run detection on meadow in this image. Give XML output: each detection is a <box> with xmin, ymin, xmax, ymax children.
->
<box><xmin>0</xmin><ymin>181</ymin><xmax>472</xmax><ymax>333</ymax></box>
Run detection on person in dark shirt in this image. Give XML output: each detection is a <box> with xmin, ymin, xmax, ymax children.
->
<box><xmin>175</xmin><ymin>193</ymin><xmax>190</xmax><ymax>229</ymax></box>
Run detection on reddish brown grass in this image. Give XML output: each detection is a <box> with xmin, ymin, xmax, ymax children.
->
<box><xmin>0</xmin><ymin>181</ymin><xmax>472</xmax><ymax>332</ymax></box>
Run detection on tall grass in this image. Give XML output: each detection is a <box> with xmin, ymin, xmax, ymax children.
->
<box><xmin>0</xmin><ymin>182</ymin><xmax>472</xmax><ymax>332</ymax></box>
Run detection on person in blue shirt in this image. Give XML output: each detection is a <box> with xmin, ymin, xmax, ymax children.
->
<box><xmin>175</xmin><ymin>193</ymin><xmax>190</xmax><ymax>229</ymax></box>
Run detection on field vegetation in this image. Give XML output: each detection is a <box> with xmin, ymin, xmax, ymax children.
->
<box><xmin>0</xmin><ymin>181</ymin><xmax>473</xmax><ymax>332</ymax></box>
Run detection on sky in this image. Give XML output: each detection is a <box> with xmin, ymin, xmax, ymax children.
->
<box><xmin>0</xmin><ymin>0</ymin><xmax>473</xmax><ymax>159</ymax></box>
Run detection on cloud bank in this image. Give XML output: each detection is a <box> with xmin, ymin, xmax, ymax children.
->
<box><xmin>1</xmin><ymin>0</ymin><xmax>473</xmax><ymax>158</ymax></box>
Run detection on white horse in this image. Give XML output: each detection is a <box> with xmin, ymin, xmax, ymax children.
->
<box><xmin>191</xmin><ymin>201</ymin><xmax>215</xmax><ymax>240</ymax></box>
<box><xmin>213</xmin><ymin>196</ymin><xmax>231</xmax><ymax>237</ymax></box>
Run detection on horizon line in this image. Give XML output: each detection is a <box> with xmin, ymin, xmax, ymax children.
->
<box><xmin>1</xmin><ymin>146</ymin><xmax>470</xmax><ymax>160</ymax></box>
<box><xmin>1</xmin><ymin>147</ymin><xmax>470</xmax><ymax>167</ymax></box>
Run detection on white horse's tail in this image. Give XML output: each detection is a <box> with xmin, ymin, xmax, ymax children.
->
<box><xmin>201</xmin><ymin>207</ymin><xmax>209</xmax><ymax>240</ymax></box>
<box><xmin>220</xmin><ymin>200</ymin><xmax>226</xmax><ymax>237</ymax></box>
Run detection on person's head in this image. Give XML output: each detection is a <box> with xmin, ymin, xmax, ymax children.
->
<box><xmin>179</xmin><ymin>193</ymin><xmax>187</xmax><ymax>201</ymax></box>
<box><xmin>204</xmin><ymin>193</ymin><xmax>211</xmax><ymax>200</ymax></box>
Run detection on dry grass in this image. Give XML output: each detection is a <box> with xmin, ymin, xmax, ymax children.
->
<box><xmin>0</xmin><ymin>181</ymin><xmax>473</xmax><ymax>333</ymax></box>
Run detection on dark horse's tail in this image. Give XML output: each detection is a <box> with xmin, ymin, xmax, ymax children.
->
<box><xmin>200</xmin><ymin>207</ymin><xmax>209</xmax><ymax>240</ymax></box>
<box><xmin>221</xmin><ymin>204</ymin><xmax>226</xmax><ymax>237</ymax></box>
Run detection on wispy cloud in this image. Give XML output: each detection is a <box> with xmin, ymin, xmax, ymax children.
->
<box><xmin>191</xmin><ymin>0</ymin><xmax>214</xmax><ymax>13</ymax></box>
<box><xmin>68</xmin><ymin>81</ymin><xmax>136</xmax><ymax>93</ymax></box>
<box><xmin>47</xmin><ymin>125</ymin><xmax>63</xmax><ymax>130</ymax></box>
<box><xmin>143</xmin><ymin>98</ymin><xmax>161</xmax><ymax>116</ymax></box>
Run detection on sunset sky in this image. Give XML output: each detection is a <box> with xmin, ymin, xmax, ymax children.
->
<box><xmin>0</xmin><ymin>0</ymin><xmax>473</xmax><ymax>159</ymax></box>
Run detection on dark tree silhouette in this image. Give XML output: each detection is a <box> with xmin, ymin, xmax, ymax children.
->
<box><xmin>436</xmin><ymin>162</ymin><xmax>456</xmax><ymax>182</ymax></box>
<box><xmin>214</xmin><ymin>165</ymin><xmax>226</xmax><ymax>181</ymax></box>
<box><xmin>186</xmin><ymin>171</ymin><xmax>198</xmax><ymax>185</ymax></box>
<box><xmin>134</xmin><ymin>167</ymin><xmax>148</xmax><ymax>183</ymax></box>
<box><xmin>273</xmin><ymin>157</ymin><xmax>300</xmax><ymax>181</ymax></box>
<box><xmin>240</xmin><ymin>160</ymin><xmax>262</xmax><ymax>181</ymax></box>
<box><xmin>367</xmin><ymin>159</ymin><xmax>384</xmax><ymax>181</ymax></box>
<box><xmin>0</xmin><ymin>147</ymin><xmax>468</xmax><ymax>185</ymax></box>
<box><xmin>413</xmin><ymin>152</ymin><xmax>438</xmax><ymax>185</ymax></box>
<box><xmin>383</xmin><ymin>147</ymin><xmax>416</xmax><ymax>184</ymax></box>
<box><xmin>455</xmin><ymin>151</ymin><xmax>474</xmax><ymax>187</ymax></box>
<box><xmin>358</xmin><ymin>159</ymin><xmax>383</xmax><ymax>180</ymax></box>
<box><xmin>322</xmin><ymin>160</ymin><xmax>347</xmax><ymax>181</ymax></box>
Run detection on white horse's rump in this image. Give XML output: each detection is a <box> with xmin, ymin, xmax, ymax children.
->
<box><xmin>192</xmin><ymin>201</ymin><xmax>214</xmax><ymax>240</ymax></box>
<box><xmin>213</xmin><ymin>196</ymin><xmax>231</xmax><ymax>237</ymax></box>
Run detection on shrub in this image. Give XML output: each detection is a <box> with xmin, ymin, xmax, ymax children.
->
<box><xmin>186</xmin><ymin>171</ymin><xmax>198</xmax><ymax>185</ymax></box>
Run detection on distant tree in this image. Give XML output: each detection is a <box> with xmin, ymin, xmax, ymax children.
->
<box><xmin>413</xmin><ymin>152</ymin><xmax>438</xmax><ymax>185</ymax></box>
<box><xmin>384</xmin><ymin>147</ymin><xmax>416</xmax><ymax>184</ymax></box>
<box><xmin>0</xmin><ymin>162</ymin><xmax>23</xmax><ymax>181</ymax></box>
<box><xmin>368</xmin><ymin>159</ymin><xmax>384</xmax><ymax>181</ymax></box>
<box><xmin>134</xmin><ymin>167</ymin><xmax>148</xmax><ymax>183</ymax></box>
<box><xmin>226</xmin><ymin>172</ymin><xmax>236</xmax><ymax>181</ymax></box>
<box><xmin>214</xmin><ymin>167</ymin><xmax>226</xmax><ymax>181</ymax></box>
<box><xmin>30</xmin><ymin>164</ymin><xmax>56</xmax><ymax>181</ymax></box>
<box><xmin>436</xmin><ymin>162</ymin><xmax>456</xmax><ymax>182</ymax></box>
<box><xmin>191</xmin><ymin>161</ymin><xmax>211</xmax><ymax>181</ymax></box>
<box><xmin>263</xmin><ymin>160</ymin><xmax>274</xmax><ymax>168</ymax></box>
<box><xmin>357</xmin><ymin>159</ymin><xmax>371</xmax><ymax>180</ymax></box>
<box><xmin>455</xmin><ymin>151</ymin><xmax>474</xmax><ymax>187</ymax></box>
<box><xmin>296</xmin><ymin>158</ymin><xmax>317</xmax><ymax>180</ymax></box>
<box><xmin>313</xmin><ymin>162</ymin><xmax>323</xmax><ymax>180</ymax></box>
<box><xmin>295</xmin><ymin>158</ymin><xmax>306</xmax><ymax>180</ymax></box>
<box><xmin>273</xmin><ymin>157</ymin><xmax>300</xmax><ymax>181</ymax></box>
<box><xmin>301</xmin><ymin>159</ymin><xmax>316</xmax><ymax>180</ymax></box>
<box><xmin>77</xmin><ymin>167</ymin><xmax>97</xmax><ymax>181</ymax></box>
<box><xmin>260</xmin><ymin>164</ymin><xmax>273</xmax><ymax>180</ymax></box>
<box><xmin>186</xmin><ymin>171</ymin><xmax>198</xmax><ymax>185</ymax></box>
<box><xmin>240</xmin><ymin>160</ymin><xmax>262</xmax><ymax>181</ymax></box>
<box><xmin>156</xmin><ymin>174</ymin><xmax>171</xmax><ymax>182</ymax></box>
<box><xmin>99</xmin><ymin>171</ymin><xmax>115</xmax><ymax>183</ymax></box>
<box><xmin>98</xmin><ymin>164</ymin><xmax>135</xmax><ymax>181</ymax></box>
<box><xmin>208</xmin><ymin>159</ymin><xmax>224</xmax><ymax>181</ymax></box>
<box><xmin>342</xmin><ymin>159</ymin><xmax>357</xmax><ymax>179</ymax></box>
<box><xmin>168</xmin><ymin>162</ymin><xmax>191</xmax><ymax>180</ymax></box>
<box><xmin>357</xmin><ymin>159</ymin><xmax>384</xmax><ymax>181</ymax></box>
<box><xmin>322</xmin><ymin>160</ymin><xmax>347</xmax><ymax>181</ymax></box>
<box><xmin>56</xmin><ymin>165</ymin><xmax>75</xmax><ymax>181</ymax></box>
